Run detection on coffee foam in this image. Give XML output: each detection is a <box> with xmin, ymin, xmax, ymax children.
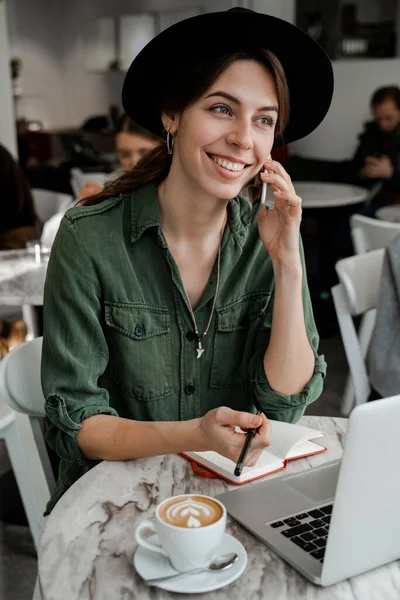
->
<box><xmin>159</xmin><ymin>495</ymin><xmax>223</xmax><ymax>528</ymax></box>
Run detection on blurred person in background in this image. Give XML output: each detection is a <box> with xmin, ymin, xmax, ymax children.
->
<box><xmin>0</xmin><ymin>143</ymin><xmax>38</xmax><ymax>250</ymax></box>
<box><xmin>42</xmin><ymin>117</ymin><xmax>160</xmax><ymax>247</ymax></box>
<box><xmin>78</xmin><ymin>115</ymin><xmax>161</xmax><ymax>200</ymax></box>
<box><xmin>351</xmin><ymin>86</ymin><xmax>400</xmax><ymax>216</ymax></box>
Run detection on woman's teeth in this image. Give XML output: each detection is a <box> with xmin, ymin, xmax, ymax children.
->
<box><xmin>211</xmin><ymin>155</ymin><xmax>246</xmax><ymax>172</ymax></box>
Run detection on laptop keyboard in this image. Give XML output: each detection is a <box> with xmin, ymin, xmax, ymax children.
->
<box><xmin>269</xmin><ymin>504</ymin><xmax>333</xmax><ymax>562</ymax></box>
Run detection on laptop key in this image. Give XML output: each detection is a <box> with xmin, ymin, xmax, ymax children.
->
<box><xmin>281</xmin><ymin>524</ymin><xmax>313</xmax><ymax>538</ymax></box>
<box><xmin>295</xmin><ymin>513</ymin><xmax>308</xmax><ymax>521</ymax></box>
<box><xmin>291</xmin><ymin>536</ymin><xmax>317</xmax><ymax>552</ymax></box>
<box><xmin>284</xmin><ymin>517</ymin><xmax>301</xmax><ymax>526</ymax></box>
<box><xmin>322</xmin><ymin>515</ymin><xmax>331</xmax><ymax>524</ymax></box>
<box><xmin>313</xmin><ymin>527</ymin><xmax>328</xmax><ymax>537</ymax></box>
<box><xmin>308</xmin><ymin>509</ymin><xmax>324</xmax><ymax>518</ymax></box>
<box><xmin>311</xmin><ymin>548</ymin><xmax>325</xmax><ymax>560</ymax></box>
<box><xmin>310</xmin><ymin>519</ymin><xmax>325</xmax><ymax>528</ymax></box>
<box><xmin>270</xmin><ymin>521</ymin><xmax>285</xmax><ymax>528</ymax></box>
<box><xmin>294</xmin><ymin>513</ymin><xmax>308</xmax><ymax>520</ymax></box>
<box><xmin>301</xmin><ymin>532</ymin><xmax>317</xmax><ymax>542</ymax></box>
<box><xmin>321</xmin><ymin>505</ymin><xmax>333</xmax><ymax>515</ymax></box>
<box><xmin>314</xmin><ymin>538</ymin><xmax>326</xmax><ymax>548</ymax></box>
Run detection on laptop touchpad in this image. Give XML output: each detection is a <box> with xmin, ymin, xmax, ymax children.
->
<box><xmin>283</xmin><ymin>462</ymin><xmax>340</xmax><ymax>502</ymax></box>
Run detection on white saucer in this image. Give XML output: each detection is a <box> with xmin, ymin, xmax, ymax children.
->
<box><xmin>134</xmin><ymin>532</ymin><xmax>247</xmax><ymax>594</ymax></box>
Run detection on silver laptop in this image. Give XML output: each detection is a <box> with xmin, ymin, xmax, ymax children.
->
<box><xmin>216</xmin><ymin>395</ymin><xmax>400</xmax><ymax>586</ymax></box>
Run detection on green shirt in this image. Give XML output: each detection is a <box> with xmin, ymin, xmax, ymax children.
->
<box><xmin>41</xmin><ymin>182</ymin><xmax>326</xmax><ymax>513</ymax></box>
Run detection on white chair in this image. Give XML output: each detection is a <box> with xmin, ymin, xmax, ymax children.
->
<box><xmin>331</xmin><ymin>249</ymin><xmax>385</xmax><ymax>414</ymax></box>
<box><xmin>350</xmin><ymin>214</ymin><xmax>400</xmax><ymax>254</ymax></box>
<box><xmin>342</xmin><ymin>214</ymin><xmax>400</xmax><ymax>410</ymax></box>
<box><xmin>0</xmin><ymin>338</ymin><xmax>55</xmax><ymax>550</ymax></box>
<box><xmin>32</xmin><ymin>189</ymin><xmax>73</xmax><ymax>223</ymax></box>
<box><xmin>70</xmin><ymin>167</ymin><xmax>108</xmax><ymax>198</ymax></box>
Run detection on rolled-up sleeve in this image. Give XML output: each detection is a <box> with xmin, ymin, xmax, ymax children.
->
<box><xmin>41</xmin><ymin>216</ymin><xmax>118</xmax><ymax>466</ymax></box>
<box><xmin>250</xmin><ymin>240</ymin><xmax>327</xmax><ymax>423</ymax></box>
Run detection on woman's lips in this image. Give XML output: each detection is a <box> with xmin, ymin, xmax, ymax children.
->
<box><xmin>206</xmin><ymin>152</ymin><xmax>250</xmax><ymax>180</ymax></box>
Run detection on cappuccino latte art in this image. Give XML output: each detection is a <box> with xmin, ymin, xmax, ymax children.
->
<box><xmin>158</xmin><ymin>495</ymin><xmax>223</xmax><ymax>528</ymax></box>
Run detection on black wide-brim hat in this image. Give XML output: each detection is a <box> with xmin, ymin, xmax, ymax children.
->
<box><xmin>122</xmin><ymin>8</ymin><xmax>334</xmax><ymax>146</ymax></box>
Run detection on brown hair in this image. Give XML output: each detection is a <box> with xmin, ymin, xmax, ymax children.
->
<box><xmin>81</xmin><ymin>49</ymin><xmax>290</xmax><ymax>207</ymax></box>
<box><xmin>371</xmin><ymin>86</ymin><xmax>400</xmax><ymax>109</ymax></box>
<box><xmin>115</xmin><ymin>114</ymin><xmax>161</xmax><ymax>143</ymax></box>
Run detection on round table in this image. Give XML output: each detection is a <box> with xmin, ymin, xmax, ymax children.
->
<box><xmin>376</xmin><ymin>205</ymin><xmax>400</xmax><ymax>223</ymax></box>
<box><xmin>293</xmin><ymin>182</ymin><xmax>368</xmax><ymax>208</ymax></box>
<box><xmin>38</xmin><ymin>416</ymin><xmax>399</xmax><ymax>599</ymax></box>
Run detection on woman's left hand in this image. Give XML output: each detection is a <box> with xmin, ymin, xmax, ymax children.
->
<box><xmin>256</xmin><ymin>158</ymin><xmax>302</xmax><ymax>268</ymax></box>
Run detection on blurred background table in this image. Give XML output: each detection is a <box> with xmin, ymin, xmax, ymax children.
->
<box><xmin>0</xmin><ymin>250</ymin><xmax>47</xmax><ymax>337</ymax></box>
<box><xmin>294</xmin><ymin>182</ymin><xmax>368</xmax><ymax>208</ymax></box>
<box><xmin>376</xmin><ymin>205</ymin><xmax>400</xmax><ymax>223</ymax></box>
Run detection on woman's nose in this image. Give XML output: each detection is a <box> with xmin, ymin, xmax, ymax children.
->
<box><xmin>226</xmin><ymin>121</ymin><xmax>253</xmax><ymax>150</ymax></box>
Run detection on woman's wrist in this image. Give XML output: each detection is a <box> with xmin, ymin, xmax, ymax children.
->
<box><xmin>177</xmin><ymin>417</ymin><xmax>207</xmax><ymax>452</ymax></box>
<box><xmin>272</xmin><ymin>254</ymin><xmax>303</xmax><ymax>280</ymax></box>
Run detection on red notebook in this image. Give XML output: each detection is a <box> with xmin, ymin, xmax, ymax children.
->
<box><xmin>182</xmin><ymin>420</ymin><xmax>327</xmax><ymax>485</ymax></box>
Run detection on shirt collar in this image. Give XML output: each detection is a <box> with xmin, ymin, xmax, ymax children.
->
<box><xmin>130</xmin><ymin>181</ymin><xmax>250</xmax><ymax>246</ymax></box>
<box><xmin>130</xmin><ymin>182</ymin><xmax>161</xmax><ymax>243</ymax></box>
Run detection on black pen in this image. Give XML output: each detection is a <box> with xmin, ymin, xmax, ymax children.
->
<box><xmin>234</xmin><ymin>410</ymin><xmax>262</xmax><ymax>477</ymax></box>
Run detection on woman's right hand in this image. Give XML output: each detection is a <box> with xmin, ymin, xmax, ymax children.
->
<box><xmin>198</xmin><ymin>406</ymin><xmax>271</xmax><ymax>467</ymax></box>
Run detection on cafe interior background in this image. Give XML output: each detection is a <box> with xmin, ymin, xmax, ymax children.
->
<box><xmin>0</xmin><ymin>0</ymin><xmax>400</xmax><ymax>598</ymax></box>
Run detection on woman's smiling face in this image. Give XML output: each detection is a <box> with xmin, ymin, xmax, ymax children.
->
<box><xmin>165</xmin><ymin>59</ymin><xmax>278</xmax><ymax>200</ymax></box>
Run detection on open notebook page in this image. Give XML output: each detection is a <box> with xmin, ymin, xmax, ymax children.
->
<box><xmin>267</xmin><ymin>420</ymin><xmax>324</xmax><ymax>460</ymax></box>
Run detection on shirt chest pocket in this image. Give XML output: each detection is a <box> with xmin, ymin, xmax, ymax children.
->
<box><xmin>211</xmin><ymin>293</ymin><xmax>271</xmax><ymax>389</ymax></box>
<box><xmin>104</xmin><ymin>302</ymin><xmax>172</xmax><ymax>401</ymax></box>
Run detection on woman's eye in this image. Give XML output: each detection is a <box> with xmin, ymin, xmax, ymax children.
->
<box><xmin>256</xmin><ymin>116</ymin><xmax>274</xmax><ymax>127</ymax></box>
<box><xmin>212</xmin><ymin>105</ymin><xmax>231</xmax><ymax>115</ymax></box>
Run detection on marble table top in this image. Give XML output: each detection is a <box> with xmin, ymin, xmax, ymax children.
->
<box><xmin>38</xmin><ymin>416</ymin><xmax>400</xmax><ymax>599</ymax></box>
<box><xmin>0</xmin><ymin>249</ymin><xmax>47</xmax><ymax>306</ymax></box>
<box><xmin>293</xmin><ymin>182</ymin><xmax>368</xmax><ymax>208</ymax></box>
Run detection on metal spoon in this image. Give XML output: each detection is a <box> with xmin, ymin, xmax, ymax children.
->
<box><xmin>144</xmin><ymin>552</ymin><xmax>238</xmax><ymax>586</ymax></box>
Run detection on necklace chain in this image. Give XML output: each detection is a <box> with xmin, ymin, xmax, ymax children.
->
<box><xmin>185</xmin><ymin>241</ymin><xmax>222</xmax><ymax>358</ymax></box>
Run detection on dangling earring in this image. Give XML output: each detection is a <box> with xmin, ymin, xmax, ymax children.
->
<box><xmin>166</xmin><ymin>132</ymin><xmax>174</xmax><ymax>155</ymax></box>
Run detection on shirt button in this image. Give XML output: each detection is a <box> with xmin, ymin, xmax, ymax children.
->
<box><xmin>185</xmin><ymin>384</ymin><xmax>195</xmax><ymax>396</ymax></box>
<box><xmin>134</xmin><ymin>325</ymin><xmax>145</xmax><ymax>338</ymax></box>
<box><xmin>47</xmin><ymin>397</ymin><xmax>57</xmax><ymax>407</ymax></box>
<box><xmin>186</xmin><ymin>331</ymin><xmax>196</xmax><ymax>342</ymax></box>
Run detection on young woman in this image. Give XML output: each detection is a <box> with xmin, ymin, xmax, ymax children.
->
<box><xmin>41</xmin><ymin>8</ymin><xmax>333</xmax><ymax>513</ymax></box>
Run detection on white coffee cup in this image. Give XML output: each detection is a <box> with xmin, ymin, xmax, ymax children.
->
<box><xmin>135</xmin><ymin>494</ymin><xmax>226</xmax><ymax>572</ymax></box>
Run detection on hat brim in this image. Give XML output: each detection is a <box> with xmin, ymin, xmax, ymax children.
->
<box><xmin>122</xmin><ymin>11</ymin><xmax>334</xmax><ymax>146</ymax></box>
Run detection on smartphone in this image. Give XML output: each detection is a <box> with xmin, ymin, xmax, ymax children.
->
<box><xmin>252</xmin><ymin>169</ymin><xmax>268</xmax><ymax>225</ymax></box>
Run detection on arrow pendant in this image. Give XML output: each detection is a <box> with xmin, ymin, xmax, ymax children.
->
<box><xmin>196</xmin><ymin>338</ymin><xmax>205</xmax><ymax>359</ymax></box>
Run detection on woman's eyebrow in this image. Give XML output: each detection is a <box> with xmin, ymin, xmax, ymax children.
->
<box><xmin>205</xmin><ymin>90</ymin><xmax>278</xmax><ymax>113</ymax></box>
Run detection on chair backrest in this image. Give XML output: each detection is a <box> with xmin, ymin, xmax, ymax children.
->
<box><xmin>332</xmin><ymin>249</ymin><xmax>385</xmax><ymax>408</ymax></box>
<box><xmin>70</xmin><ymin>167</ymin><xmax>108</xmax><ymax>198</ymax></box>
<box><xmin>32</xmin><ymin>188</ymin><xmax>73</xmax><ymax>223</ymax></box>
<box><xmin>0</xmin><ymin>337</ymin><xmax>45</xmax><ymax>417</ymax></box>
<box><xmin>335</xmin><ymin>248</ymin><xmax>385</xmax><ymax>316</ymax></box>
<box><xmin>0</xmin><ymin>337</ymin><xmax>55</xmax><ymax>494</ymax></box>
<box><xmin>350</xmin><ymin>214</ymin><xmax>400</xmax><ymax>254</ymax></box>
<box><xmin>40</xmin><ymin>210</ymin><xmax>65</xmax><ymax>248</ymax></box>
